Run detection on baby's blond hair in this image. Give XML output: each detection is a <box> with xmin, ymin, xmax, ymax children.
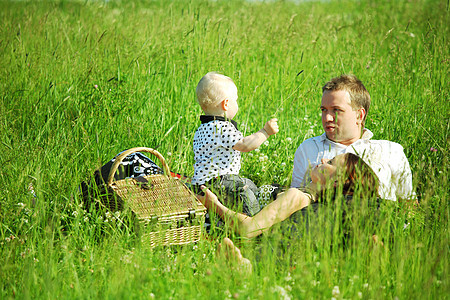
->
<box><xmin>196</xmin><ymin>72</ymin><xmax>237</xmax><ymax>109</ymax></box>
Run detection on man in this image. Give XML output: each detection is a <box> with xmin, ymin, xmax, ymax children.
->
<box><xmin>291</xmin><ymin>74</ymin><xmax>415</xmax><ymax>201</ymax></box>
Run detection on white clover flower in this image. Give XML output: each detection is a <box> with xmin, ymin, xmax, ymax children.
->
<box><xmin>254</xmin><ymin>148</ymin><xmax>260</xmax><ymax>153</ymax></box>
<box><xmin>332</xmin><ymin>286</ymin><xmax>340</xmax><ymax>297</ymax></box>
<box><xmin>264</xmin><ymin>140</ymin><xmax>269</xmax><ymax>146</ymax></box>
<box><xmin>271</xmin><ymin>285</ymin><xmax>291</xmax><ymax>300</ymax></box>
<box><xmin>286</xmin><ymin>137</ymin><xmax>292</xmax><ymax>143</ymax></box>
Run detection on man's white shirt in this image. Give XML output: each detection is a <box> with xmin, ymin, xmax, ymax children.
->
<box><xmin>291</xmin><ymin>129</ymin><xmax>415</xmax><ymax>201</ymax></box>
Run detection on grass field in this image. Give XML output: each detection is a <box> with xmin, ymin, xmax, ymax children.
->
<box><xmin>0</xmin><ymin>0</ymin><xmax>448</xmax><ymax>298</ymax></box>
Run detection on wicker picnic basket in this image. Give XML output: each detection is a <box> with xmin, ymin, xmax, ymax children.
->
<box><xmin>107</xmin><ymin>147</ymin><xmax>206</xmax><ymax>248</ymax></box>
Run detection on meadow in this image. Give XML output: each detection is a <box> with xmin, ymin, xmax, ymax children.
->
<box><xmin>0</xmin><ymin>0</ymin><xmax>448</xmax><ymax>298</ymax></box>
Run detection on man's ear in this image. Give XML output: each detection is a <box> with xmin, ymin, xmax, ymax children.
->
<box><xmin>357</xmin><ymin>107</ymin><xmax>366</xmax><ymax>123</ymax></box>
<box><xmin>221</xmin><ymin>99</ymin><xmax>229</xmax><ymax>111</ymax></box>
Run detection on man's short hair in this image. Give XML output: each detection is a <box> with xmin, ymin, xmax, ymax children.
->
<box><xmin>196</xmin><ymin>72</ymin><xmax>237</xmax><ymax>108</ymax></box>
<box><xmin>322</xmin><ymin>74</ymin><xmax>371</xmax><ymax>125</ymax></box>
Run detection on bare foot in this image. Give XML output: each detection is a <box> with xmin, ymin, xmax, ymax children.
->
<box><xmin>217</xmin><ymin>238</ymin><xmax>252</xmax><ymax>274</ymax></box>
<box><xmin>371</xmin><ymin>234</ymin><xmax>384</xmax><ymax>247</ymax></box>
<box><xmin>196</xmin><ymin>186</ymin><xmax>222</xmax><ymax>212</ymax></box>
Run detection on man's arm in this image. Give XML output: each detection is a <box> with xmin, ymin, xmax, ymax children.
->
<box><xmin>233</xmin><ymin>118</ymin><xmax>278</xmax><ymax>152</ymax></box>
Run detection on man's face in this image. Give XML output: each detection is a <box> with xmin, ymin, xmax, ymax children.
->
<box><xmin>321</xmin><ymin>90</ymin><xmax>364</xmax><ymax>145</ymax></box>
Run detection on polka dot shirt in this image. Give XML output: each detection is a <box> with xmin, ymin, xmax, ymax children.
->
<box><xmin>192</xmin><ymin>116</ymin><xmax>243</xmax><ymax>185</ymax></box>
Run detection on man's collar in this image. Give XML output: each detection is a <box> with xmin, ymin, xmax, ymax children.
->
<box><xmin>319</xmin><ymin>128</ymin><xmax>374</xmax><ymax>143</ymax></box>
<box><xmin>200</xmin><ymin>115</ymin><xmax>238</xmax><ymax>130</ymax></box>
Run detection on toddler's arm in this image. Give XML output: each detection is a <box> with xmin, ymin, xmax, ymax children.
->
<box><xmin>233</xmin><ymin>118</ymin><xmax>278</xmax><ymax>153</ymax></box>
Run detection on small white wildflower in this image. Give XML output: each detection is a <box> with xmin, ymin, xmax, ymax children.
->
<box><xmin>84</xmin><ymin>216</ymin><xmax>89</xmax><ymax>222</ymax></box>
<box><xmin>259</xmin><ymin>156</ymin><xmax>265</xmax><ymax>162</ymax></box>
<box><xmin>167</xmin><ymin>152</ymin><xmax>172</xmax><ymax>157</ymax></box>
<box><xmin>408</xmin><ymin>32</ymin><xmax>415</xmax><ymax>38</ymax></box>
<box><xmin>285</xmin><ymin>137</ymin><xmax>292</xmax><ymax>143</ymax></box>
<box><xmin>264</xmin><ymin>140</ymin><xmax>269</xmax><ymax>146</ymax></box>
<box><xmin>358</xmin><ymin>291</ymin><xmax>363</xmax><ymax>298</ymax></box>
<box><xmin>281</xmin><ymin>162</ymin><xmax>286</xmax><ymax>167</ymax></box>
<box><xmin>33</xmin><ymin>257</ymin><xmax>39</xmax><ymax>263</ymax></box>
<box><xmin>248</xmin><ymin>153</ymin><xmax>253</xmax><ymax>157</ymax></box>
<box><xmin>105</xmin><ymin>211</ymin><xmax>111</xmax><ymax>219</ymax></box>
<box><xmin>254</xmin><ymin>148</ymin><xmax>260</xmax><ymax>153</ymax></box>
<box><xmin>72</xmin><ymin>211</ymin><xmax>78</xmax><ymax>217</ymax></box>
<box><xmin>332</xmin><ymin>286</ymin><xmax>340</xmax><ymax>297</ymax></box>
<box><xmin>149</xmin><ymin>293</ymin><xmax>155</xmax><ymax>299</ymax></box>
<box><xmin>271</xmin><ymin>285</ymin><xmax>291</xmax><ymax>300</ymax></box>
<box><xmin>17</xmin><ymin>203</ymin><xmax>25</xmax><ymax>207</ymax></box>
<box><xmin>316</xmin><ymin>261</ymin><xmax>320</xmax><ymax>267</ymax></box>
<box><xmin>363</xmin><ymin>283</ymin><xmax>369</xmax><ymax>289</ymax></box>
<box><xmin>114</xmin><ymin>211</ymin><xmax>121</xmax><ymax>218</ymax></box>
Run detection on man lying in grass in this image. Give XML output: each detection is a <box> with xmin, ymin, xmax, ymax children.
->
<box><xmin>197</xmin><ymin>152</ymin><xmax>380</xmax><ymax>272</ymax></box>
<box><xmin>292</xmin><ymin>74</ymin><xmax>415</xmax><ymax>202</ymax></box>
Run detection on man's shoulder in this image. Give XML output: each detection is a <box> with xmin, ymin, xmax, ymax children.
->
<box><xmin>297</xmin><ymin>134</ymin><xmax>324</xmax><ymax>148</ymax></box>
<box><xmin>366</xmin><ymin>139</ymin><xmax>405</xmax><ymax>151</ymax></box>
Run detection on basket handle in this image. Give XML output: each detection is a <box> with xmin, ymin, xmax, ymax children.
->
<box><xmin>107</xmin><ymin>147</ymin><xmax>171</xmax><ymax>187</ymax></box>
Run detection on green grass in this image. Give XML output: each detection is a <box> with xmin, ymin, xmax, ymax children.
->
<box><xmin>0</xmin><ymin>0</ymin><xmax>448</xmax><ymax>298</ymax></box>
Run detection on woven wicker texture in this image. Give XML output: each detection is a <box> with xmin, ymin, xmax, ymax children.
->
<box><xmin>112</xmin><ymin>174</ymin><xmax>205</xmax><ymax>220</ymax></box>
<box><xmin>107</xmin><ymin>147</ymin><xmax>206</xmax><ymax>247</ymax></box>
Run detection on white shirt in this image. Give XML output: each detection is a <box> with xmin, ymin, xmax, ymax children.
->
<box><xmin>192</xmin><ymin>118</ymin><xmax>243</xmax><ymax>185</ymax></box>
<box><xmin>291</xmin><ymin>129</ymin><xmax>415</xmax><ymax>201</ymax></box>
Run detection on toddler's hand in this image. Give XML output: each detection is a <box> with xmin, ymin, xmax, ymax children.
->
<box><xmin>264</xmin><ymin>118</ymin><xmax>279</xmax><ymax>136</ymax></box>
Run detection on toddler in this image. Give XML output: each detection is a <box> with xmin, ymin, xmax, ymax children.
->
<box><xmin>192</xmin><ymin>72</ymin><xmax>278</xmax><ymax>216</ymax></box>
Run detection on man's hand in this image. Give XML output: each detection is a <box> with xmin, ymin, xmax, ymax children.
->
<box><xmin>264</xmin><ymin>118</ymin><xmax>279</xmax><ymax>136</ymax></box>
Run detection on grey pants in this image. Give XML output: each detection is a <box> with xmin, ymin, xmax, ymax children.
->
<box><xmin>211</xmin><ymin>174</ymin><xmax>261</xmax><ymax>216</ymax></box>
